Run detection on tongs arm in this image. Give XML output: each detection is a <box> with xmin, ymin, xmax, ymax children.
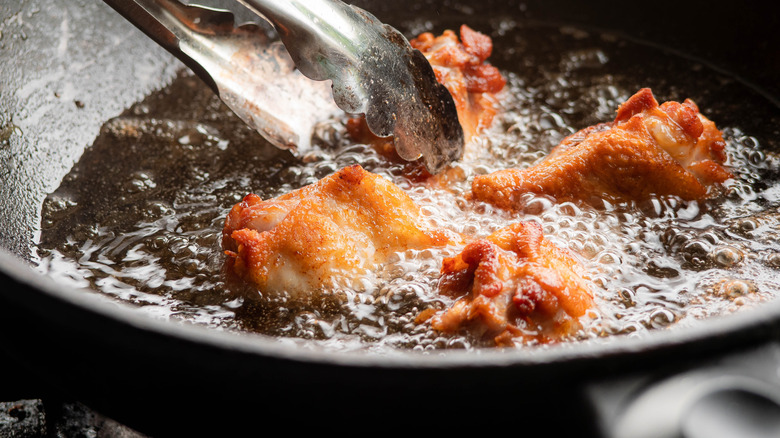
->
<box><xmin>104</xmin><ymin>0</ymin><xmax>464</xmax><ymax>173</ymax></box>
<box><xmin>104</xmin><ymin>0</ymin><xmax>340</xmax><ymax>153</ymax></box>
<box><xmin>103</xmin><ymin>0</ymin><xmax>222</xmax><ymax>93</ymax></box>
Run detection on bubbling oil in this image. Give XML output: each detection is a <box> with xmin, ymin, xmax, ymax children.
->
<box><xmin>36</xmin><ymin>21</ymin><xmax>780</xmax><ymax>351</ymax></box>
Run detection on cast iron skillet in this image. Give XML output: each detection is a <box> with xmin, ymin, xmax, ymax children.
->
<box><xmin>1</xmin><ymin>0</ymin><xmax>779</xmax><ymax>435</ymax></box>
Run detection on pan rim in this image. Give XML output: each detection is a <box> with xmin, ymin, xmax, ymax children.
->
<box><xmin>4</xmin><ymin>247</ymin><xmax>779</xmax><ymax>372</ymax></box>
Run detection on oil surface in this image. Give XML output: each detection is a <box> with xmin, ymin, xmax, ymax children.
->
<box><xmin>36</xmin><ymin>20</ymin><xmax>780</xmax><ymax>351</ymax></box>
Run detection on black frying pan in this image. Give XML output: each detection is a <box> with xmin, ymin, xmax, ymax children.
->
<box><xmin>1</xmin><ymin>1</ymin><xmax>779</xmax><ymax>436</ymax></box>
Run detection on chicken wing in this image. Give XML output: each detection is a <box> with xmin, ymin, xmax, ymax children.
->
<box><xmin>472</xmin><ymin>88</ymin><xmax>732</xmax><ymax>209</ymax></box>
<box><xmin>410</xmin><ymin>24</ymin><xmax>506</xmax><ymax>140</ymax></box>
<box><xmin>425</xmin><ymin>221</ymin><xmax>593</xmax><ymax>346</ymax></box>
<box><xmin>222</xmin><ymin>165</ymin><xmax>456</xmax><ymax>297</ymax></box>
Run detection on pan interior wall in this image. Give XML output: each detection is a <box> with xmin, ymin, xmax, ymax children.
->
<box><xmin>0</xmin><ymin>0</ymin><xmax>181</xmax><ymax>258</ymax></box>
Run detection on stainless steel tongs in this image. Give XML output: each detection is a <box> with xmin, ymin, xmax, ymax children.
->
<box><xmin>103</xmin><ymin>0</ymin><xmax>464</xmax><ymax>173</ymax></box>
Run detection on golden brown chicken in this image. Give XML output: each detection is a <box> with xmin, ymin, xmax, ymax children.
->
<box><xmin>472</xmin><ymin>88</ymin><xmax>732</xmax><ymax>209</ymax></box>
<box><xmin>423</xmin><ymin>221</ymin><xmax>593</xmax><ymax>346</ymax></box>
<box><xmin>224</xmin><ymin>164</ymin><xmax>593</xmax><ymax>344</ymax></box>
<box><xmin>222</xmin><ymin>165</ymin><xmax>456</xmax><ymax>297</ymax></box>
<box><xmin>410</xmin><ymin>24</ymin><xmax>506</xmax><ymax>140</ymax></box>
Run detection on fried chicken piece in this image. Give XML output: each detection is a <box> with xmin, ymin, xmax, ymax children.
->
<box><xmin>346</xmin><ymin>25</ymin><xmax>506</xmax><ymax>177</ymax></box>
<box><xmin>427</xmin><ymin>221</ymin><xmax>593</xmax><ymax>346</ymax></box>
<box><xmin>411</xmin><ymin>24</ymin><xmax>506</xmax><ymax>140</ymax></box>
<box><xmin>222</xmin><ymin>165</ymin><xmax>455</xmax><ymax>297</ymax></box>
<box><xmin>224</xmin><ymin>167</ymin><xmax>592</xmax><ymax>344</ymax></box>
<box><xmin>472</xmin><ymin>88</ymin><xmax>732</xmax><ymax>209</ymax></box>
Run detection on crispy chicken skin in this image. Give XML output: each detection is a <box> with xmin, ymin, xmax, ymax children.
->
<box><xmin>426</xmin><ymin>221</ymin><xmax>593</xmax><ymax>346</ymax></box>
<box><xmin>223</xmin><ymin>164</ymin><xmax>592</xmax><ymax>342</ymax></box>
<box><xmin>410</xmin><ymin>24</ymin><xmax>506</xmax><ymax>140</ymax></box>
<box><xmin>346</xmin><ymin>25</ymin><xmax>506</xmax><ymax>172</ymax></box>
<box><xmin>223</xmin><ymin>166</ymin><xmax>592</xmax><ymax>343</ymax></box>
<box><xmin>222</xmin><ymin>165</ymin><xmax>455</xmax><ymax>297</ymax></box>
<box><xmin>472</xmin><ymin>88</ymin><xmax>732</xmax><ymax>208</ymax></box>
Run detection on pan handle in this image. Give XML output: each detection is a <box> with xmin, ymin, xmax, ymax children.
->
<box><xmin>587</xmin><ymin>341</ymin><xmax>780</xmax><ymax>438</ymax></box>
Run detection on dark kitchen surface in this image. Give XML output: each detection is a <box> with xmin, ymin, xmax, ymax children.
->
<box><xmin>0</xmin><ymin>399</ymin><xmax>147</xmax><ymax>438</ymax></box>
<box><xmin>0</xmin><ymin>348</ymin><xmax>147</xmax><ymax>437</ymax></box>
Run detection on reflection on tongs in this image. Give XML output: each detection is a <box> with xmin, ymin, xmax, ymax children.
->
<box><xmin>102</xmin><ymin>0</ymin><xmax>464</xmax><ymax>173</ymax></box>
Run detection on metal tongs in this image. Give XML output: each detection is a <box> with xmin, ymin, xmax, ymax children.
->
<box><xmin>103</xmin><ymin>0</ymin><xmax>464</xmax><ymax>173</ymax></box>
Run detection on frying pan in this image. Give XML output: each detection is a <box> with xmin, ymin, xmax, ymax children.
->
<box><xmin>1</xmin><ymin>0</ymin><xmax>779</xmax><ymax>435</ymax></box>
